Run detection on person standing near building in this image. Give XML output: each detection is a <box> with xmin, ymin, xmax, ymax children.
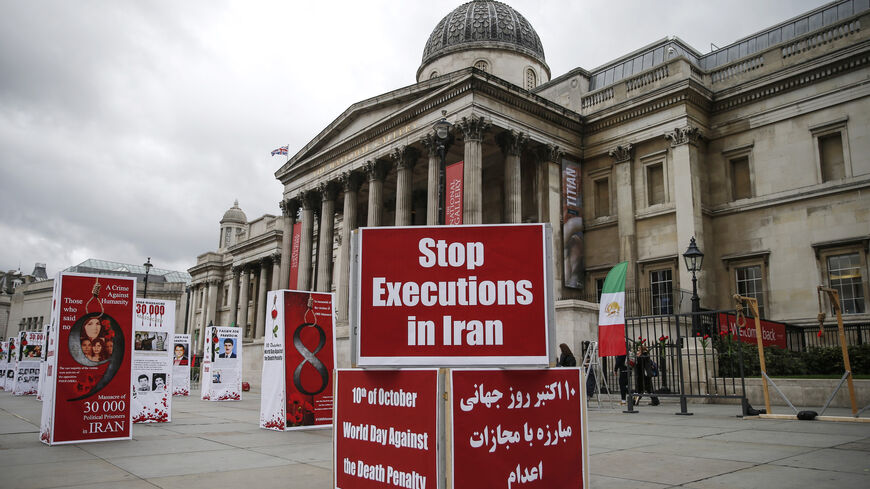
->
<box><xmin>557</xmin><ymin>343</ymin><xmax>576</xmax><ymax>367</ymax></box>
<box><xmin>614</xmin><ymin>354</ymin><xmax>629</xmax><ymax>405</ymax></box>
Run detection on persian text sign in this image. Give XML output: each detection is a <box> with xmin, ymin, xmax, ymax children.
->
<box><xmin>41</xmin><ymin>273</ymin><xmax>135</xmax><ymax>445</ymax></box>
<box><xmin>355</xmin><ymin>224</ymin><xmax>552</xmax><ymax>366</ymax></box>
<box><xmin>450</xmin><ymin>369</ymin><xmax>588</xmax><ymax>489</ymax></box>
<box><xmin>717</xmin><ymin>313</ymin><xmax>787</xmax><ymax>349</ymax></box>
<box><xmin>334</xmin><ymin>369</ymin><xmax>439</xmax><ymax>489</ymax></box>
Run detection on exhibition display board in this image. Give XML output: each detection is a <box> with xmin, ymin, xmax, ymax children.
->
<box><xmin>132</xmin><ymin>298</ymin><xmax>175</xmax><ymax>423</ymax></box>
<box><xmin>40</xmin><ymin>272</ymin><xmax>135</xmax><ymax>445</ymax></box>
<box><xmin>4</xmin><ymin>337</ymin><xmax>15</xmax><ymax>390</ymax></box>
<box><xmin>0</xmin><ymin>338</ymin><xmax>9</xmax><ymax>391</ymax></box>
<box><xmin>352</xmin><ymin>224</ymin><xmax>555</xmax><ymax>367</ymax></box>
<box><xmin>37</xmin><ymin>325</ymin><xmax>52</xmax><ymax>400</ymax></box>
<box><xmin>450</xmin><ymin>368</ymin><xmax>588</xmax><ymax>489</ymax></box>
<box><xmin>200</xmin><ymin>325</ymin><xmax>242</xmax><ymax>401</ymax></box>
<box><xmin>172</xmin><ymin>333</ymin><xmax>191</xmax><ymax>396</ymax></box>
<box><xmin>334</xmin><ymin>369</ymin><xmax>441</xmax><ymax>489</ymax></box>
<box><xmin>260</xmin><ymin>290</ymin><xmax>336</xmax><ymax>431</ymax></box>
<box><xmin>12</xmin><ymin>330</ymin><xmax>45</xmax><ymax>395</ymax></box>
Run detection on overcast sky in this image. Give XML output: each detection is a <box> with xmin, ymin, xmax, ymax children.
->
<box><xmin>0</xmin><ymin>0</ymin><xmax>825</xmax><ymax>277</ymax></box>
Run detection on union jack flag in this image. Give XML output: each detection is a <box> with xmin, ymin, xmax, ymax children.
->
<box><xmin>271</xmin><ymin>145</ymin><xmax>288</xmax><ymax>156</ymax></box>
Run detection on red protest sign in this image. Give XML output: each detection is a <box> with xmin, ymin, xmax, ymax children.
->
<box><xmin>43</xmin><ymin>273</ymin><xmax>135</xmax><ymax>444</ymax></box>
<box><xmin>334</xmin><ymin>369</ymin><xmax>439</xmax><ymax>489</ymax></box>
<box><xmin>355</xmin><ymin>224</ymin><xmax>553</xmax><ymax>366</ymax></box>
<box><xmin>717</xmin><ymin>313</ymin><xmax>787</xmax><ymax>349</ymax></box>
<box><xmin>450</xmin><ymin>368</ymin><xmax>589</xmax><ymax>489</ymax></box>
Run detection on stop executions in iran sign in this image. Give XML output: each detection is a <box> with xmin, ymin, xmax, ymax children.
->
<box><xmin>351</xmin><ymin>224</ymin><xmax>555</xmax><ymax>366</ymax></box>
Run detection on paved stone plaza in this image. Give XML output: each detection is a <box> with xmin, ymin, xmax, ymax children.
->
<box><xmin>1</xmin><ymin>390</ymin><xmax>868</xmax><ymax>488</ymax></box>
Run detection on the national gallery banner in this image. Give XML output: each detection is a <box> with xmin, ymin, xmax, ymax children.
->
<box><xmin>132</xmin><ymin>298</ymin><xmax>175</xmax><ymax>423</ymax></box>
<box><xmin>172</xmin><ymin>333</ymin><xmax>192</xmax><ymax>396</ymax></box>
<box><xmin>261</xmin><ymin>289</ymin><xmax>336</xmax><ymax>430</ymax></box>
<box><xmin>41</xmin><ymin>272</ymin><xmax>135</xmax><ymax>445</ymax></box>
<box><xmin>201</xmin><ymin>325</ymin><xmax>242</xmax><ymax>401</ymax></box>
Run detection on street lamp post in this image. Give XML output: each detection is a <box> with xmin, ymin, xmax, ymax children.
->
<box><xmin>683</xmin><ymin>237</ymin><xmax>704</xmax><ymax>334</ymax></box>
<box><xmin>432</xmin><ymin>110</ymin><xmax>453</xmax><ymax>225</ymax></box>
<box><xmin>143</xmin><ymin>257</ymin><xmax>153</xmax><ymax>299</ymax></box>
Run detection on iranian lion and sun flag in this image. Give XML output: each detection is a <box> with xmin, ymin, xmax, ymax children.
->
<box><xmin>598</xmin><ymin>261</ymin><xmax>628</xmax><ymax>357</ymax></box>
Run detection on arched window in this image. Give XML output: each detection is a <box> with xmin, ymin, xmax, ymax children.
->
<box><xmin>526</xmin><ymin>68</ymin><xmax>537</xmax><ymax>90</ymax></box>
<box><xmin>430</xmin><ymin>71</ymin><xmax>439</xmax><ymax>79</ymax></box>
<box><xmin>474</xmin><ymin>60</ymin><xmax>489</xmax><ymax>72</ymax></box>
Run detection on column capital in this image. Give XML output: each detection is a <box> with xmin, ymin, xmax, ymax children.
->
<box><xmin>496</xmin><ymin>130</ymin><xmax>528</xmax><ymax>156</ymax></box>
<box><xmin>392</xmin><ymin>145</ymin><xmax>421</xmax><ymax>170</ymax></box>
<box><xmin>608</xmin><ymin>144</ymin><xmax>633</xmax><ymax>163</ymax></box>
<box><xmin>279</xmin><ymin>198</ymin><xmax>300</xmax><ymax>218</ymax></box>
<box><xmin>339</xmin><ymin>170</ymin><xmax>364</xmax><ymax>192</ymax></box>
<box><xmin>299</xmin><ymin>189</ymin><xmax>319</xmax><ymax>210</ymax></box>
<box><xmin>271</xmin><ymin>252</ymin><xmax>281</xmax><ymax>264</ymax></box>
<box><xmin>209</xmin><ymin>278</ymin><xmax>222</xmax><ymax>286</ymax></box>
<box><xmin>259</xmin><ymin>256</ymin><xmax>271</xmax><ymax>267</ymax></box>
<box><xmin>363</xmin><ymin>159</ymin><xmax>391</xmax><ymax>182</ymax></box>
<box><xmin>318</xmin><ymin>180</ymin><xmax>339</xmax><ymax>201</ymax></box>
<box><xmin>536</xmin><ymin>143</ymin><xmax>563</xmax><ymax>164</ymax></box>
<box><xmin>231</xmin><ymin>265</ymin><xmax>242</xmax><ymax>275</ymax></box>
<box><xmin>457</xmin><ymin>115</ymin><xmax>491</xmax><ymax>142</ymax></box>
<box><xmin>664</xmin><ymin>125</ymin><xmax>702</xmax><ymax>147</ymax></box>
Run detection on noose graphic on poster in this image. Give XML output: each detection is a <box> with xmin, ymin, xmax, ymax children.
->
<box><xmin>292</xmin><ymin>295</ymin><xmax>329</xmax><ymax>396</ymax></box>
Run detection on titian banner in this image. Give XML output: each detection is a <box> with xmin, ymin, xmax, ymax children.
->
<box><xmin>260</xmin><ymin>290</ymin><xmax>336</xmax><ymax>431</ymax></box>
<box><xmin>40</xmin><ymin>272</ymin><xmax>135</xmax><ymax>445</ymax></box>
<box><xmin>450</xmin><ymin>368</ymin><xmax>589</xmax><ymax>489</ymax></box>
<box><xmin>289</xmin><ymin>221</ymin><xmax>302</xmax><ymax>289</ymax></box>
<box><xmin>334</xmin><ymin>369</ymin><xmax>440</xmax><ymax>489</ymax></box>
<box><xmin>352</xmin><ymin>224</ymin><xmax>555</xmax><ymax>367</ymax></box>
<box><xmin>561</xmin><ymin>158</ymin><xmax>584</xmax><ymax>290</ymax></box>
<box><xmin>717</xmin><ymin>313</ymin><xmax>787</xmax><ymax>349</ymax></box>
<box><xmin>445</xmin><ymin>161</ymin><xmax>464</xmax><ymax>225</ymax></box>
<box><xmin>132</xmin><ymin>298</ymin><xmax>175</xmax><ymax>423</ymax></box>
<box><xmin>172</xmin><ymin>333</ymin><xmax>191</xmax><ymax>396</ymax></box>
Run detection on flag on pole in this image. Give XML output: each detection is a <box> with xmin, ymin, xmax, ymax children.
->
<box><xmin>271</xmin><ymin>145</ymin><xmax>288</xmax><ymax>156</ymax></box>
<box><xmin>598</xmin><ymin>261</ymin><xmax>628</xmax><ymax>356</ymax></box>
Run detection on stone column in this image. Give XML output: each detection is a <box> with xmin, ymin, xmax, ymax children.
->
<box><xmin>337</xmin><ymin>170</ymin><xmax>363</xmax><ymax>322</ymax></box>
<box><xmin>278</xmin><ymin>198</ymin><xmax>299</xmax><ymax>290</ymax></box>
<box><xmin>609</xmin><ymin>144</ymin><xmax>638</xmax><ymax>289</ymax></box>
<box><xmin>392</xmin><ymin>146</ymin><xmax>420</xmax><ymax>226</ymax></box>
<box><xmin>497</xmin><ymin>130</ymin><xmax>528</xmax><ymax>223</ymax></box>
<box><xmin>297</xmin><ymin>190</ymin><xmax>317</xmax><ymax>290</ymax></box>
<box><xmin>206</xmin><ymin>279</ymin><xmax>218</xmax><ymax>328</ymax></box>
<box><xmin>271</xmin><ymin>253</ymin><xmax>281</xmax><ymax>291</ymax></box>
<box><xmin>457</xmin><ymin>115</ymin><xmax>490</xmax><ymax>224</ymax></box>
<box><xmin>364</xmin><ymin>159</ymin><xmax>390</xmax><ymax>227</ymax></box>
<box><xmin>421</xmin><ymin>134</ymin><xmax>442</xmax><ymax>225</ymax></box>
<box><xmin>316</xmin><ymin>181</ymin><xmax>338</xmax><ymax>292</ymax></box>
<box><xmin>228</xmin><ymin>266</ymin><xmax>240</xmax><ymax>327</ymax></box>
<box><xmin>187</xmin><ymin>283</ymin><xmax>197</xmax><ymax>336</ymax></box>
<box><xmin>537</xmin><ymin>144</ymin><xmax>565</xmax><ymax>287</ymax></box>
<box><xmin>255</xmin><ymin>258</ymin><xmax>269</xmax><ymax>338</ymax></box>
<box><xmin>666</xmin><ymin>125</ymin><xmax>707</xmax><ymax>302</ymax></box>
<box><xmin>238</xmin><ymin>266</ymin><xmax>250</xmax><ymax>336</ymax></box>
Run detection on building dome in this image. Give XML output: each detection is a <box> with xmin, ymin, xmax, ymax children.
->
<box><xmin>421</xmin><ymin>1</ymin><xmax>546</xmax><ymax>68</ymax></box>
<box><xmin>221</xmin><ymin>200</ymin><xmax>247</xmax><ymax>224</ymax></box>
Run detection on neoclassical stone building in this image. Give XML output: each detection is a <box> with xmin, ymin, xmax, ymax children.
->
<box><xmin>203</xmin><ymin>0</ymin><xmax>870</xmax><ymax>369</ymax></box>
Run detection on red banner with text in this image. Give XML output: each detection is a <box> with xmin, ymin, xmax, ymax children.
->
<box><xmin>356</xmin><ymin>224</ymin><xmax>552</xmax><ymax>366</ymax></box>
<box><xmin>717</xmin><ymin>313</ymin><xmax>787</xmax><ymax>349</ymax></box>
<box><xmin>43</xmin><ymin>273</ymin><xmax>135</xmax><ymax>444</ymax></box>
<box><xmin>334</xmin><ymin>369</ymin><xmax>439</xmax><ymax>489</ymax></box>
<box><xmin>445</xmin><ymin>161</ymin><xmax>464</xmax><ymax>225</ymax></box>
<box><xmin>451</xmin><ymin>368</ymin><xmax>588</xmax><ymax>489</ymax></box>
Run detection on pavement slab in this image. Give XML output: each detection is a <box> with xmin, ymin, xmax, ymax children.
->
<box><xmin>589</xmin><ymin>450</ymin><xmax>753</xmax><ymax>486</ymax></box>
<box><xmin>682</xmin><ymin>464</ymin><xmax>870</xmax><ymax>489</ymax></box>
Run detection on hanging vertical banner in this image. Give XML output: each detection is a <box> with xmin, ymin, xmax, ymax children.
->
<box><xmin>562</xmin><ymin>158</ymin><xmax>584</xmax><ymax>290</ymax></box>
<box><xmin>289</xmin><ymin>221</ymin><xmax>303</xmax><ymax>288</ymax></box>
<box><xmin>132</xmin><ymin>298</ymin><xmax>175</xmax><ymax>423</ymax></box>
<box><xmin>598</xmin><ymin>262</ymin><xmax>628</xmax><ymax>357</ymax></box>
<box><xmin>201</xmin><ymin>325</ymin><xmax>242</xmax><ymax>401</ymax></box>
<box><xmin>5</xmin><ymin>337</ymin><xmax>15</xmax><ymax>390</ymax></box>
<box><xmin>12</xmin><ymin>330</ymin><xmax>44</xmax><ymax>395</ymax></box>
<box><xmin>260</xmin><ymin>290</ymin><xmax>336</xmax><ymax>431</ymax></box>
<box><xmin>172</xmin><ymin>333</ymin><xmax>192</xmax><ymax>396</ymax></box>
<box><xmin>334</xmin><ymin>369</ymin><xmax>441</xmax><ymax>489</ymax></box>
<box><xmin>445</xmin><ymin>161</ymin><xmax>464</xmax><ymax>225</ymax></box>
<box><xmin>450</xmin><ymin>368</ymin><xmax>589</xmax><ymax>489</ymax></box>
<box><xmin>40</xmin><ymin>272</ymin><xmax>135</xmax><ymax>445</ymax></box>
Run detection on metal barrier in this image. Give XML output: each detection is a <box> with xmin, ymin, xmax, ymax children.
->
<box><xmin>595</xmin><ymin>310</ymin><xmax>749</xmax><ymax>415</ymax></box>
<box><xmin>786</xmin><ymin>322</ymin><xmax>869</xmax><ymax>351</ymax></box>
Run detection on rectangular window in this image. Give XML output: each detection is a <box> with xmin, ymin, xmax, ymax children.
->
<box><xmin>650</xmin><ymin>269</ymin><xmax>673</xmax><ymax>315</ymax></box>
<box><xmin>827</xmin><ymin>253</ymin><xmax>865</xmax><ymax>314</ymax></box>
<box><xmin>819</xmin><ymin>133</ymin><xmax>845</xmax><ymax>182</ymax></box>
<box><xmin>736</xmin><ymin>265</ymin><xmax>765</xmax><ymax>318</ymax></box>
<box><xmin>223</xmin><ymin>286</ymin><xmax>230</xmax><ymax>306</ymax></box>
<box><xmin>647</xmin><ymin>163</ymin><xmax>665</xmax><ymax>206</ymax></box>
<box><xmin>595</xmin><ymin>278</ymin><xmax>605</xmax><ymax>302</ymax></box>
<box><xmin>730</xmin><ymin>156</ymin><xmax>752</xmax><ymax>200</ymax></box>
<box><xmin>594</xmin><ymin>178</ymin><xmax>610</xmax><ymax>218</ymax></box>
